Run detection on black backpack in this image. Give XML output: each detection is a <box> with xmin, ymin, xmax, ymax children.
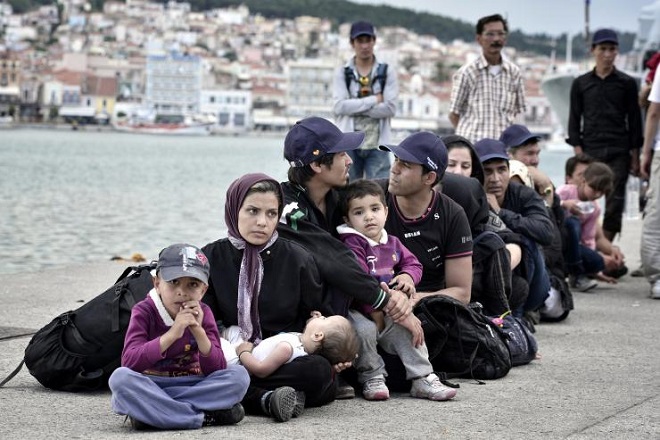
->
<box><xmin>497</xmin><ymin>315</ymin><xmax>538</xmax><ymax>367</ymax></box>
<box><xmin>0</xmin><ymin>263</ymin><xmax>155</xmax><ymax>392</ymax></box>
<box><xmin>414</xmin><ymin>295</ymin><xmax>512</xmax><ymax>381</ymax></box>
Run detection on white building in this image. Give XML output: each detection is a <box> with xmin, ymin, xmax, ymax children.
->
<box><xmin>145</xmin><ymin>53</ymin><xmax>202</xmax><ymax>116</ymax></box>
<box><xmin>199</xmin><ymin>89</ymin><xmax>252</xmax><ymax>133</ymax></box>
<box><xmin>286</xmin><ymin>58</ymin><xmax>335</xmax><ymax>119</ymax></box>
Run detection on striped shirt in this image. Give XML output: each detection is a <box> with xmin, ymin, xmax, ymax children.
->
<box><xmin>450</xmin><ymin>54</ymin><xmax>526</xmax><ymax>143</ymax></box>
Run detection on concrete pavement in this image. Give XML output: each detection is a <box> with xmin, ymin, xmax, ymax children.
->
<box><xmin>0</xmin><ymin>219</ymin><xmax>658</xmax><ymax>439</ymax></box>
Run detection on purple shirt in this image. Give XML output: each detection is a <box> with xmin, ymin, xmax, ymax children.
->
<box><xmin>122</xmin><ymin>290</ymin><xmax>226</xmax><ymax>376</ymax></box>
<box><xmin>337</xmin><ymin>225</ymin><xmax>422</xmax><ymax>314</ymax></box>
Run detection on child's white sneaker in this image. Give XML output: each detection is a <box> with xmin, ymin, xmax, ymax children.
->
<box><xmin>410</xmin><ymin>373</ymin><xmax>457</xmax><ymax>401</ymax></box>
<box><xmin>362</xmin><ymin>376</ymin><xmax>390</xmax><ymax>401</ymax></box>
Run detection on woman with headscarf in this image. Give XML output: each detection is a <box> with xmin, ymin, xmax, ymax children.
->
<box><xmin>202</xmin><ymin>173</ymin><xmax>334</xmax><ymax>423</ymax></box>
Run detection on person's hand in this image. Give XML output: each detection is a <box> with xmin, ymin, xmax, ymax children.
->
<box><xmin>236</xmin><ymin>341</ymin><xmax>254</xmax><ymax>356</ymax></box>
<box><xmin>375</xmin><ymin>93</ymin><xmax>383</xmax><ymax>104</ymax></box>
<box><xmin>630</xmin><ymin>155</ymin><xmax>641</xmax><ymax>177</ymax></box>
<box><xmin>595</xmin><ymin>271</ymin><xmax>617</xmax><ymax>284</ymax></box>
<box><xmin>381</xmin><ymin>282</ymin><xmax>411</xmax><ymax>323</ymax></box>
<box><xmin>610</xmin><ymin>246</ymin><xmax>624</xmax><ymax>265</ymax></box>
<box><xmin>171</xmin><ymin>307</ymin><xmax>199</xmax><ymax>339</ymax></box>
<box><xmin>574</xmin><ymin>146</ymin><xmax>584</xmax><ymax>156</ymax></box>
<box><xmin>397</xmin><ymin>314</ymin><xmax>424</xmax><ymax>347</ymax></box>
<box><xmin>390</xmin><ymin>273</ymin><xmax>416</xmax><ymax>297</ymax></box>
<box><xmin>486</xmin><ymin>193</ymin><xmax>501</xmax><ymax>213</ymax></box>
<box><xmin>562</xmin><ymin>199</ymin><xmax>581</xmax><ymax>216</ymax></box>
<box><xmin>333</xmin><ymin>361</ymin><xmax>353</xmax><ymax>374</ymax></box>
<box><xmin>641</xmin><ymin>150</ymin><xmax>652</xmax><ymax>180</ymax></box>
<box><xmin>180</xmin><ymin>300</ymin><xmax>204</xmax><ymax>326</ymax></box>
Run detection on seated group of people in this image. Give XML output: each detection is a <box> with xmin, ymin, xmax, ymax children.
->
<box><xmin>108</xmin><ymin>117</ymin><xmax>626</xmax><ymax>431</ymax></box>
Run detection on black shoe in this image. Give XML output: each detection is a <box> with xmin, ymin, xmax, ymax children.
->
<box><xmin>335</xmin><ymin>376</ymin><xmax>355</xmax><ymax>399</ymax></box>
<box><xmin>602</xmin><ymin>265</ymin><xmax>628</xmax><ymax>279</ymax></box>
<box><xmin>203</xmin><ymin>403</ymin><xmax>245</xmax><ymax>426</ymax></box>
<box><xmin>127</xmin><ymin>416</ymin><xmax>156</xmax><ymax>431</ymax></box>
<box><xmin>267</xmin><ymin>387</ymin><xmax>297</xmax><ymax>422</ymax></box>
<box><xmin>631</xmin><ymin>266</ymin><xmax>644</xmax><ymax>277</ymax></box>
<box><xmin>292</xmin><ymin>391</ymin><xmax>305</xmax><ymax>418</ymax></box>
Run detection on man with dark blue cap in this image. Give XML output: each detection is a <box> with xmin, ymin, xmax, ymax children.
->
<box><xmin>567</xmin><ymin>27</ymin><xmax>643</xmax><ymax>241</ymax></box>
<box><xmin>279</xmin><ymin>116</ymin><xmax>412</xmax><ymax>399</ymax></box>
<box><xmin>474</xmin><ymin>138</ymin><xmax>553</xmax><ymax>319</ymax></box>
<box><xmin>379</xmin><ymin>132</ymin><xmax>473</xmax><ymax>305</ymax></box>
<box><xmin>334</xmin><ymin>20</ymin><xmax>398</xmax><ymax>181</ymax></box>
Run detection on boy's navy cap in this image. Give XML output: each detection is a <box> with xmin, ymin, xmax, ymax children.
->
<box><xmin>379</xmin><ymin>131</ymin><xmax>448</xmax><ymax>172</ymax></box>
<box><xmin>592</xmin><ymin>28</ymin><xmax>618</xmax><ymax>45</ymax></box>
<box><xmin>284</xmin><ymin>117</ymin><xmax>365</xmax><ymax>167</ymax></box>
<box><xmin>157</xmin><ymin>243</ymin><xmax>210</xmax><ymax>285</ymax></box>
<box><xmin>350</xmin><ymin>21</ymin><xmax>376</xmax><ymax>39</ymax></box>
<box><xmin>474</xmin><ymin>138</ymin><xmax>509</xmax><ymax>163</ymax></box>
<box><xmin>500</xmin><ymin>124</ymin><xmax>542</xmax><ymax>149</ymax></box>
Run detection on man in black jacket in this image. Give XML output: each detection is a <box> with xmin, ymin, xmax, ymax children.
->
<box><xmin>474</xmin><ymin>138</ymin><xmax>553</xmax><ymax>318</ymax></box>
<box><xmin>567</xmin><ymin>28</ymin><xmax>642</xmax><ymax>241</ymax></box>
<box><xmin>278</xmin><ymin>117</ymin><xmax>413</xmax><ymax>397</ymax></box>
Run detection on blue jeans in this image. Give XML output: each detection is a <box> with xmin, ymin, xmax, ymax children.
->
<box><xmin>517</xmin><ymin>236</ymin><xmax>551</xmax><ymax>317</ymax></box>
<box><xmin>348</xmin><ymin>148</ymin><xmax>391</xmax><ymax>181</ymax></box>
<box><xmin>563</xmin><ymin>216</ymin><xmax>605</xmax><ymax>275</ymax></box>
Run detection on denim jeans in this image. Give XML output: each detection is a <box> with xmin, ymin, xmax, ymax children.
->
<box><xmin>348</xmin><ymin>148</ymin><xmax>391</xmax><ymax>181</ymax></box>
<box><xmin>563</xmin><ymin>216</ymin><xmax>605</xmax><ymax>275</ymax></box>
<box><xmin>517</xmin><ymin>236</ymin><xmax>550</xmax><ymax>317</ymax></box>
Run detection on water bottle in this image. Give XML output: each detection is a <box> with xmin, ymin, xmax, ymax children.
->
<box><xmin>625</xmin><ymin>176</ymin><xmax>640</xmax><ymax>220</ymax></box>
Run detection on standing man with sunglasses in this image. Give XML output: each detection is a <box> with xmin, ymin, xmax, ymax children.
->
<box><xmin>334</xmin><ymin>20</ymin><xmax>398</xmax><ymax>181</ymax></box>
<box><xmin>449</xmin><ymin>14</ymin><xmax>526</xmax><ymax>143</ymax></box>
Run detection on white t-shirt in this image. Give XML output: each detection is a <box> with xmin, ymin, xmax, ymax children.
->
<box><xmin>221</xmin><ymin>325</ymin><xmax>308</xmax><ymax>366</ymax></box>
<box><xmin>649</xmin><ymin>72</ymin><xmax>660</xmax><ymax>151</ymax></box>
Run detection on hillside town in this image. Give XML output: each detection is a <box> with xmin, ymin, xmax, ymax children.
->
<box><xmin>0</xmin><ymin>0</ymin><xmax>578</xmax><ymax>135</ymax></box>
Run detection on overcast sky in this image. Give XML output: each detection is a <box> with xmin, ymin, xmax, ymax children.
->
<box><xmin>351</xmin><ymin>0</ymin><xmax>656</xmax><ymax>37</ymax></box>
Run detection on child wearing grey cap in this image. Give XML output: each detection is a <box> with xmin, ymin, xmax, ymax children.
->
<box><xmin>108</xmin><ymin>243</ymin><xmax>249</xmax><ymax>431</ymax></box>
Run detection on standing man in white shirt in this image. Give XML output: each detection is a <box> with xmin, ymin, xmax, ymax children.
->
<box><xmin>449</xmin><ymin>14</ymin><xmax>526</xmax><ymax>143</ymax></box>
<box><xmin>333</xmin><ymin>20</ymin><xmax>398</xmax><ymax>181</ymax></box>
<box><xmin>641</xmin><ymin>69</ymin><xmax>660</xmax><ymax>299</ymax></box>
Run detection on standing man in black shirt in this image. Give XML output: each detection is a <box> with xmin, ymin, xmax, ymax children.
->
<box><xmin>567</xmin><ymin>28</ymin><xmax>642</xmax><ymax>241</ymax></box>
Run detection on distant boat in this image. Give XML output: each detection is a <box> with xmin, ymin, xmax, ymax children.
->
<box><xmin>113</xmin><ymin>113</ymin><xmax>213</xmax><ymax>136</ymax></box>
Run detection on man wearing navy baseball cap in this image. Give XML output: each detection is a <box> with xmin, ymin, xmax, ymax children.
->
<box><xmin>567</xmin><ymin>27</ymin><xmax>643</xmax><ymax>241</ymax></box>
<box><xmin>378</xmin><ymin>131</ymin><xmax>473</xmax><ymax>306</ymax></box>
<box><xmin>334</xmin><ymin>20</ymin><xmax>398</xmax><ymax>181</ymax></box>
<box><xmin>279</xmin><ymin>116</ymin><xmax>412</xmax><ymax>399</ymax></box>
<box><xmin>474</xmin><ymin>138</ymin><xmax>553</xmax><ymax>319</ymax></box>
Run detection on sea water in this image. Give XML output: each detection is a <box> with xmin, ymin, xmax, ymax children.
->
<box><xmin>0</xmin><ymin>128</ymin><xmax>572</xmax><ymax>275</ymax></box>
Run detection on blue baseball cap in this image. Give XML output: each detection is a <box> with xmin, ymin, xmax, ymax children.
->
<box><xmin>284</xmin><ymin>117</ymin><xmax>365</xmax><ymax>167</ymax></box>
<box><xmin>350</xmin><ymin>21</ymin><xmax>376</xmax><ymax>40</ymax></box>
<box><xmin>592</xmin><ymin>28</ymin><xmax>618</xmax><ymax>45</ymax></box>
<box><xmin>474</xmin><ymin>138</ymin><xmax>509</xmax><ymax>163</ymax></box>
<box><xmin>380</xmin><ymin>131</ymin><xmax>448</xmax><ymax>173</ymax></box>
<box><xmin>499</xmin><ymin>124</ymin><xmax>542</xmax><ymax>149</ymax></box>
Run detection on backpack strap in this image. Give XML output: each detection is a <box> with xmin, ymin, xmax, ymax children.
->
<box><xmin>0</xmin><ymin>360</ymin><xmax>25</xmax><ymax>388</ymax></box>
<box><xmin>374</xmin><ymin>63</ymin><xmax>388</xmax><ymax>92</ymax></box>
<box><xmin>111</xmin><ymin>262</ymin><xmax>156</xmax><ymax>332</ymax></box>
<box><xmin>344</xmin><ymin>63</ymin><xmax>388</xmax><ymax>94</ymax></box>
<box><xmin>344</xmin><ymin>66</ymin><xmax>353</xmax><ymax>92</ymax></box>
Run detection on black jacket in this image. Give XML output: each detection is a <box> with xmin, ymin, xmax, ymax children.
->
<box><xmin>500</xmin><ymin>182</ymin><xmax>554</xmax><ymax>246</ymax></box>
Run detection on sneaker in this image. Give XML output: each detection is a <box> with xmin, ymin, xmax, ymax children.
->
<box><xmin>569</xmin><ymin>274</ymin><xmax>598</xmax><ymax>292</ymax></box>
<box><xmin>127</xmin><ymin>416</ymin><xmax>156</xmax><ymax>431</ymax></box>
<box><xmin>292</xmin><ymin>391</ymin><xmax>305</xmax><ymax>418</ymax></box>
<box><xmin>267</xmin><ymin>387</ymin><xmax>297</xmax><ymax>422</ymax></box>
<box><xmin>203</xmin><ymin>403</ymin><xmax>245</xmax><ymax>426</ymax></box>
<box><xmin>651</xmin><ymin>280</ymin><xmax>660</xmax><ymax>299</ymax></box>
<box><xmin>362</xmin><ymin>376</ymin><xmax>390</xmax><ymax>401</ymax></box>
<box><xmin>335</xmin><ymin>376</ymin><xmax>355</xmax><ymax>400</ymax></box>
<box><xmin>410</xmin><ymin>373</ymin><xmax>457</xmax><ymax>401</ymax></box>
<box><xmin>631</xmin><ymin>266</ymin><xmax>644</xmax><ymax>277</ymax></box>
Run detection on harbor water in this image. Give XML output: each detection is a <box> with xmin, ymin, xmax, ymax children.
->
<box><xmin>0</xmin><ymin>128</ymin><xmax>572</xmax><ymax>275</ymax></box>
